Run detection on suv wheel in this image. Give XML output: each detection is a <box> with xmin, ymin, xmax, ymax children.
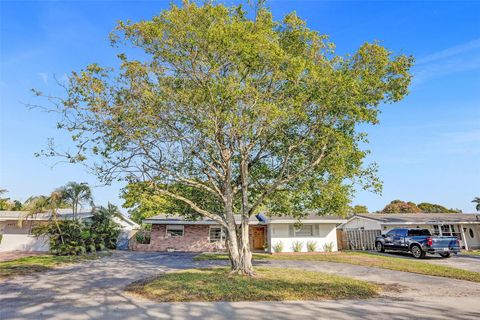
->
<box><xmin>376</xmin><ymin>241</ymin><xmax>385</xmax><ymax>253</ymax></box>
<box><xmin>411</xmin><ymin>244</ymin><xmax>425</xmax><ymax>259</ymax></box>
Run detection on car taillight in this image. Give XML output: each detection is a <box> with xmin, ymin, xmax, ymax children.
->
<box><xmin>427</xmin><ymin>237</ymin><xmax>433</xmax><ymax>246</ymax></box>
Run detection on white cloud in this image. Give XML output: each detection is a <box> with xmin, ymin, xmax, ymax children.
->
<box><xmin>412</xmin><ymin>38</ymin><xmax>480</xmax><ymax>85</ymax></box>
<box><xmin>37</xmin><ymin>72</ymin><xmax>49</xmax><ymax>84</ymax></box>
<box><xmin>416</xmin><ymin>38</ymin><xmax>480</xmax><ymax>65</ymax></box>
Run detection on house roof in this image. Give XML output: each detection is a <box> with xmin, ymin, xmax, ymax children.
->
<box><xmin>0</xmin><ymin>209</ymin><xmax>92</xmax><ymax>221</ymax></box>
<box><xmin>143</xmin><ymin>213</ymin><xmax>346</xmax><ymax>225</ymax></box>
<box><xmin>0</xmin><ymin>209</ymin><xmax>139</xmax><ymax>229</ymax></box>
<box><xmin>353</xmin><ymin>213</ymin><xmax>480</xmax><ymax>225</ymax></box>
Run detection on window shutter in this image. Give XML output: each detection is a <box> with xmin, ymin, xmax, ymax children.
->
<box><xmin>289</xmin><ymin>225</ymin><xmax>294</xmax><ymax>237</ymax></box>
<box><xmin>314</xmin><ymin>224</ymin><xmax>320</xmax><ymax>236</ymax></box>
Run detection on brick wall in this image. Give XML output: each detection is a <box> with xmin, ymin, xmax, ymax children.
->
<box><xmin>137</xmin><ymin>224</ymin><xmax>224</xmax><ymax>252</ymax></box>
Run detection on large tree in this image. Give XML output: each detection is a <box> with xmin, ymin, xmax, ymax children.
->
<box><xmin>381</xmin><ymin>200</ymin><xmax>422</xmax><ymax>213</ymax></box>
<box><xmin>35</xmin><ymin>1</ymin><xmax>412</xmax><ymax>274</ymax></box>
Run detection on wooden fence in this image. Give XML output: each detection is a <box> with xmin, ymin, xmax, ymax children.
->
<box><xmin>337</xmin><ymin>229</ymin><xmax>381</xmax><ymax>251</ymax></box>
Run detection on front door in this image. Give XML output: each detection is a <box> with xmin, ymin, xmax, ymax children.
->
<box><xmin>252</xmin><ymin>227</ymin><xmax>265</xmax><ymax>250</ymax></box>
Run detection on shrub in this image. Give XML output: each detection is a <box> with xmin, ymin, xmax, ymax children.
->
<box><xmin>292</xmin><ymin>241</ymin><xmax>303</xmax><ymax>252</ymax></box>
<box><xmin>33</xmin><ymin>220</ymin><xmax>88</xmax><ymax>256</ymax></box>
<box><xmin>272</xmin><ymin>241</ymin><xmax>284</xmax><ymax>253</ymax></box>
<box><xmin>32</xmin><ymin>204</ymin><xmax>122</xmax><ymax>256</ymax></box>
<box><xmin>135</xmin><ymin>229</ymin><xmax>151</xmax><ymax>244</ymax></box>
<box><xmin>323</xmin><ymin>242</ymin><xmax>334</xmax><ymax>252</ymax></box>
<box><xmin>306</xmin><ymin>241</ymin><xmax>317</xmax><ymax>252</ymax></box>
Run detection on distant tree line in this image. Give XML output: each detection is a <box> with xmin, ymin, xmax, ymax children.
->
<box><xmin>350</xmin><ymin>199</ymin><xmax>469</xmax><ymax>214</ymax></box>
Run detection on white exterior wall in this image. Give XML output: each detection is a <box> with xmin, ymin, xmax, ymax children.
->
<box><xmin>0</xmin><ymin>220</ymin><xmax>49</xmax><ymax>252</ymax></box>
<box><xmin>461</xmin><ymin>225</ymin><xmax>480</xmax><ymax>249</ymax></box>
<box><xmin>341</xmin><ymin>217</ymin><xmax>382</xmax><ymax>230</ymax></box>
<box><xmin>269</xmin><ymin>223</ymin><xmax>339</xmax><ymax>252</ymax></box>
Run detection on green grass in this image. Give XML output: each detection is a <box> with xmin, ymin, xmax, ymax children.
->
<box><xmin>126</xmin><ymin>267</ymin><xmax>378</xmax><ymax>302</ymax></box>
<box><xmin>195</xmin><ymin>251</ymin><xmax>480</xmax><ymax>283</ymax></box>
<box><xmin>0</xmin><ymin>254</ymin><xmax>100</xmax><ymax>279</ymax></box>
<box><xmin>461</xmin><ymin>250</ymin><xmax>480</xmax><ymax>256</ymax></box>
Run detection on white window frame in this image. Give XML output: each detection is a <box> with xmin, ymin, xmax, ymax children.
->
<box><xmin>294</xmin><ymin>224</ymin><xmax>314</xmax><ymax>237</ymax></box>
<box><xmin>166</xmin><ymin>225</ymin><xmax>184</xmax><ymax>237</ymax></box>
<box><xmin>209</xmin><ymin>226</ymin><xmax>226</xmax><ymax>243</ymax></box>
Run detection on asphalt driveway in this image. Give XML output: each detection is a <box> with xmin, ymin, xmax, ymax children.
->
<box><xmin>1</xmin><ymin>252</ymin><xmax>480</xmax><ymax>319</ymax></box>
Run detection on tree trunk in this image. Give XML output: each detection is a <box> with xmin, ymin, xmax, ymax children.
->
<box><xmin>225</xmin><ymin>222</ymin><xmax>254</xmax><ymax>276</ymax></box>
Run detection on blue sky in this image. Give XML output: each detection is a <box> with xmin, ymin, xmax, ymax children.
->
<box><xmin>1</xmin><ymin>0</ymin><xmax>479</xmax><ymax>213</ymax></box>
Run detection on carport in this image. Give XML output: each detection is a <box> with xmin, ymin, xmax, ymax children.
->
<box><xmin>341</xmin><ymin>213</ymin><xmax>480</xmax><ymax>250</ymax></box>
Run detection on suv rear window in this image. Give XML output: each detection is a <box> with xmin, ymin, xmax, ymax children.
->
<box><xmin>408</xmin><ymin>229</ymin><xmax>431</xmax><ymax>236</ymax></box>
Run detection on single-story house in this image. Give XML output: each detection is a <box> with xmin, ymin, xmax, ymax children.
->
<box><xmin>341</xmin><ymin>213</ymin><xmax>480</xmax><ymax>250</ymax></box>
<box><xmin>0</xmin><ymin>209</ymin><xmax>139</xmax><ymax>252</ymax></box>
<box><xmin>138</xmin><ymin>213</ymin><xmax>346</xmax><ymax>253</ymax></box>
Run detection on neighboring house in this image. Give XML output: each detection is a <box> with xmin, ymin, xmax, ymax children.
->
<box><xmin>137</xmin><ymin>213</ymin><xmax>346</xmax><ymax>253</ymax></box>
<box><xmin>341</xmin><ymin>213</ymin><xmax>480</xmax><ymax>250</ymax></box>
<box><xmin>0</xmin><ymin>209</ymin><xmax>139</xmax><ymax>252</ymax></box>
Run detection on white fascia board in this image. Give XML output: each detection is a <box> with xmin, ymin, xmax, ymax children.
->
<box><xmin>268</xmin><ymin>220</ymin><xmax>346</xmax><ymax>224</ymax></box>
<box><xmin>381</xmin><ymin>221</ymin><xmax>480</xmax><ymax>226</ymax></box>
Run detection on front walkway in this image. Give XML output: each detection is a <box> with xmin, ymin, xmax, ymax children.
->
<box><xmin>1</xmin><ymin>252</ymin><xmax>479</xmax><ymax>319</ymax></box>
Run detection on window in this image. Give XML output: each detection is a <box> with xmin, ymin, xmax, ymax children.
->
<box><xmin>294</xmin><ymin>225</ymin><xmax>313</xmax><ymax>237</ymax></box>
<box><xmin>385</xmin><ymin>229</ymin><xmax>397</xmax><ymax>237</ymax></box>
<box><xmin>209</xmin><ymin>227</ymin><xmax>226</xmax><ymax>242</ymax></box>
<box><xmin>433</xmin><ymin>225</ymin><xmax>440</xmax><ymax>236</ymax></box>
<box><xmin>469</xmin><ymin>228</ymin><xmax>475</xmax><ymax>238</ymax></box>
<box><xmin>441</xmin><ymin>225</ymin><xmax>452</xmax><ymax>236</ymax></box>
<box><xmin>166</xmin><ymin>225</ymin><xmax>184</xmax><ymax>237</ymax></box>
<box><xmin>408</xmin><ymin>229</ymin><xmax>431</xmax><ymax>236</ymax></box>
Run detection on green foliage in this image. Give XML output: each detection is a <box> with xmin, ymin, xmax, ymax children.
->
<box><xmin>417</xmin><ymin>202</ymin><xmax>460</xmax><ymax>213</ymax></box>
<box><xmin>472</xmin><ymin>197</ymin><xmax>480</xmax><ymax>212</ymax></box>
<box><xmin>382</xmin><ymin>200</ymin><xmax>461</xmax><ymax>213</ymax></box>
<box><xmin>89</xmin><ymin>204</ymin><xmax>121</xmax><ymax>250</ymax></box>
<box><xmin>306</xmin><ymin>241</ymin><xmax>317</xmax><ymax>252</ymax></box>
<box><xmin>39</xmin><ymin>1</ymin><xmax>412</xmax><ymax>218</ymax></box>
<box><xmin>0</xmin><ymin>189</ymin><xmax>26</xmax><ymax>211</ymax></box>
<box><xmin>121</xmin><ymin>182</ymin><xmax>220</xmax><ymax>224</ymax></box>
<box><xmin>57</xmin><ymin>182</ymin><xmax>92</xmax><ymax>217</ymax></box>
<box><xmin>382</xmin><ymin>200</ymin><xmax>422</xmax><ymax>213</ymax></box>
<box><xmin>351</xmin><ymin>205</ymin><xmax>369</xmax><ymax>214</ymax></box>
<box><xmin>33</xmin><ymin>220</ymin><xmax>88</xmax><ymax>255</ymax></box>
<box><xmin>272</xmin><ymin>241</ymin><xmax>284</xmax><ymax>253</ymax></box>
<box><xmin>322</xmin><ymin>242</ymin><xmax>334</xmax><ymax>252</ymax></box>
<box><xmin>135</xmin><ymin>229</ymin><xmax>151</xmax><ymax>244</ymax></box>
<box><xmin>292</xmin><ymin>241</ymin><xmax>303</xmax><ymax>252</ymax></box>
<box><xmin>32</xmin><ymin>204</ymin><xmax>121</xmax><ymax>255</ymax></box>
<box><xmin>35</xmin><ymin>1</ymin><xmax>412</xmax><ymax>271</ymax></box>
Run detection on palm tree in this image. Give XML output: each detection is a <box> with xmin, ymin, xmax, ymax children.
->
<box><xmin>58</xmin><ymin>182</ymin><xmax>92</xmax><ymax>219</ymax></box>
<box><xmin>22</xmin><ymin>193</ymin><xmax>65</xmax><ymax>243</ymax></box>
<box><xmin>95</xmin><ymin>203</ymin><xmax>124</xmax><ymax>220</ymax></box>
<box><xmin>473</xmin><ymin>197</ymin><xmax>480</xmax><ymax>212</ymax></box>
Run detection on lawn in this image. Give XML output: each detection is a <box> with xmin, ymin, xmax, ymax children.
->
<box><xmin>195</xmin><ymin>251</ymin><xmax>480</xmax><ymax>283</ymax></box>
<box><xmin>0</xmin><ymin>254</ymin><xmax>100</xmax><ymax>279</ymax></box>
<box><xmin>126</xmin><ymin>267</ymin><xmax>378</xmax><ymax>302</ymax></box>
<box><xmin>461</xmin><ymin>250</ymin><xmax>480</xmax><ymax>256</ymax></box>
